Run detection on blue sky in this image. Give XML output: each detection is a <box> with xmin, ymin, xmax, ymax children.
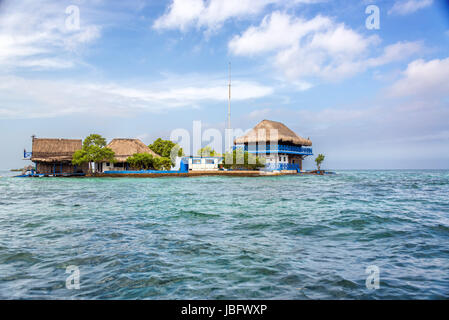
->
<box><xmin>0</xmin><ymin>0</ymin><xmax>448</xmax><ymax>169</ymax></box>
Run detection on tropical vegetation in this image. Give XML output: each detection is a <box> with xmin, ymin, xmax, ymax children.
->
<box><xmin>72</xmin><ymin>134</ymin><xmax>115</xmax><ymax>173</ymax></box>
<box><xmin>222</xmin><ymin>149</ymin><xmax>265</xmax><ymax>170</ymax></box>
<box><xmin>148</xmin><ymin>138</ymin><xmax>183</xmax><ymax>166</ymax></box>
<box><xmin>127</xmin><ymin>153</ymin><xmax>154</xmax><ymax>170</ymax></box>
<box><xmin>315</xmin><ymin>154</ymin><xmax>325</xmax><ymax>171</ymax></box>
<box><xmin>197</xmin><ymin>146</ymin><xmax>219</xmax><ymax>157</ymax></box>
<box><xmin>153</xmin><ymin>157</ymin><xmax>173</xmax><ymax>171</ymax></box>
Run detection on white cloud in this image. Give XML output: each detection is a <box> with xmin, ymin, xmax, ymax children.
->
<box><xmin>0</xmin><ymin>0</ymin><xmax>101</xmax><ymax>70</ymax></box>
<box><xmin>248</xmin><ymin>108</ymin><xmax>273</xmax><ymax>119</ymax></box>
<box><xmin>18</xmin><ymin>58</ymin><xmax>75</xmax><ymax>69</ymax></box>
<box><xmin>292</xmin><ymin>80</ymin><xmax>314</xmax><ymax>91</ymax></box>
<box><xmin>379</xmin><ymin>130</ymin><xmax>449</xmax><ymax>144</ymax></box>
<box><xmin>271</xmin><ymin>99</ymin><xmax>449</xmax><ymax>165</ymax></box>
<box><xmin>229</xmin><ymin>12</ymin><xmax>422</xmax><ymax>82</ymax></box>
<box><xmin>153</xmin><ymin>0</ymin><xmax>205</xmax><ymax>31</ymax></box>
<box><xmin>153</xmin><ymin>0</ymin><xmax>281</xmax><ymax>32</ymax></box>
<box><xmin>388</xmin><ymin>57</ymin><xmax>449</xmax><ymax>98</ymax></box>
<box><xmin>366</xmin><ymin>41</ymin><xmax>423</xmax><ymax>67</ymax></box>
<box><xmin>229</xmin><ymin>12</ymin><xmax>332</xmax><ymax>55</ymax></box>
<box><xmin>292</xmin><ymin>0</ymin><xmax>326</xmax><ymax>3</ymax></box>
<box><xmin>309</xmin><ymin>24</ymin><xmax>369</xmax><ymax>55</ymax></box>
<box><xmin>135</xmin><ymin>133</ymin><xmax>150</xmax><ymax>143</ymax></box>
<box><xmin>388</xmin><ymin>0</ymin><xmax>433</xmax><ymax>15</ymax></box>
<box><xmin>0</xmin><ymin>75</ymin><xmax>274</xmax><ymax>119</ymax></box>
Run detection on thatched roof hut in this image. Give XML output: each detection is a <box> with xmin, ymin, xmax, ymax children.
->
<box><xmin>31</xmin><ymin>138</ymin><xmax>82</xmax><ymax>162</ymax></box>
<box><xmin>234</xmin><ymin>120</ymin><xmax>312</xmax><ymax>146</ymax></box>
<box><xmin>106</xmin><ymin>138</ymin><xmax>160</xmax><ymax>162</ymax></box>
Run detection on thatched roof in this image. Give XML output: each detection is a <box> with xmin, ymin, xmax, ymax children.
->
<box><xmin>31</xmin><ymin>138</ymin><xmax>82</xmax><ymax>162</ymax></box>
<box><xmin>234</xmin><ymin>119</ymin><xmax>312</xmax><ymax>146</ymax></box>
<box><xmin>107</xmin><ymin>138</ymin><xmax>160</xmax><ymax>162</ymax></box>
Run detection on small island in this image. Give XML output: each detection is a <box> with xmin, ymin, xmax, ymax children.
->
<box><xmin>17</xmin><ymin>119</ymin><xmax>332</xmax><ymax>178</ymax></box>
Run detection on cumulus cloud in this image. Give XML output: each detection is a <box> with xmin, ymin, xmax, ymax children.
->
<box><xmin>388</xmin><ymin>57</ymin><xmax>449</xmax><ymax>98</ymax></box>
<box><xmin>388</xmin><ymin>0</ymin><xmax>433</xmax><ymax>15</ymax></box>
<box><xmin>229</xmin><ymin>13</ymin><xmax>333</xmax><ymax>55</ymax></box>
<box><xmin>0</xmin><ymin>75</ymin><xmax>274</xmax><ymax>119</ymax></box>
<box><xmin>0</xmin><ymin>0</ymin><xmax>101</xmax><ymax>70</ymax></box>
<box><xmin>153</xmin><ymin>0</ymin><xmax>282</xmax><ymax>32</ymax></box>
<box><xmin>229</xmin><ymin>12</ymin><xmax>423</xmax><ymax>82</ymax></box>
<box><xmin>365</xmin><ymin>41</ymin><xmax>423</xmax><ymax>67</ymax></box>
<box><xmin>153</xmin><ymin>0</ymin><xmax>205</xmax><ymax>31</ymax></box>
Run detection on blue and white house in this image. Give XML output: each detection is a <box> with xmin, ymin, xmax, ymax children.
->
<box><xmin>234</xmin><ymin>120</ymin><xmax>313</xmax><ymax>172</ymax></box>
<box><xmin>182</xmin><ymin>156</ymin><xmax>223</xmax><ymax>171</ymax></box>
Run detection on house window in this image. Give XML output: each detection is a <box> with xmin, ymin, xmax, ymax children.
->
<box><xmin>192</xmin><ymin>159</ymin><xmax>201</xmax><ymax>164</ymax></box>
<box><xmin>279</xmin><ymin>156</ymin><xmax>282</xmax><ymax>162</ymax></box>
<box><xmin>106</xmin><ymin>162</ymin><xmax>110</xmax><ymax>166</ymax></box>
<box><xmin>284</xmin><ymin>157</ymin><xmax>286</xmax><ymax>162</ymax></box>
<box><xmin>114</xmin><ymin>163</ymin><xmax>124</xmax><ymax>168</ymax></box>
<box><xmin>205</xmin><ymin>159</ymin><xmax>214</xmax><ymax>164</ymax></box>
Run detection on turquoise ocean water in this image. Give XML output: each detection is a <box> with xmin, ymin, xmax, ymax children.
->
<box><xmin>0</xmin><ymin>170</ymin><xmax>448</xmax><ymax>299</ymax></box>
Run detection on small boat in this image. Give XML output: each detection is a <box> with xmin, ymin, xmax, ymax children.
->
<box><xmin>14</xmin><ymin>168</ymin><xmax>37</xmax><ymax>178</ymax></box>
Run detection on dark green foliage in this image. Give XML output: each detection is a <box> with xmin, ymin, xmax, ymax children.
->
<box><xmin>315</xmin><ymin>154</ymin><xmax>325</xmax><ymax>170</ymax></box>
<box><xmin>197</xmin><ymin>146</ymin><xmax>218</xmax><ymax>157</ymax></box>
<box><xmin>127</xmin><ymin>153</ymin><xmax>172</xmax><ymax>171</ymax></box>
<box><xmin>222</xmin><ymin>149</ymin><xmax>265</xmax><ymax>170</ymax></box>
<box><xmin>72</xmin><ymin>134</ymin><xmax>115</xmax><ymax>173</ymax></box>
<box><xmin>149</xmin><ymin>138</ymin><xmax>184</xmax><ymax>165</ymax></box>
<box><xmin>82</xmin><ymin>134</ymin><xmax>107</xmax><ymax>148</ymax></box>
<box><xmin>127</xmin><ymin>153</ymin><xmax>154</xmax><ymax>170</ymax></box>
<box><xmin>153</xmin><ymin>157</ymin><xmax>172</xmax><ymax>171</ymax></box>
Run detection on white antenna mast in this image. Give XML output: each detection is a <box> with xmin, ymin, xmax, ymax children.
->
<box><xmin>227</xmin><ymin>62</ymin><xmax>231</xmax><ymax>150</ymax></box>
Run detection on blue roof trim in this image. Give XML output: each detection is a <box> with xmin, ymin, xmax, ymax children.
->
<box><xmin>183</xmin><ymin>156</ymin><xmax>223</xmax><ymax>160</ymax></box>
<box><xmin>247</xmin><ymin>150</ymin><xmax>313</xmax><ymax>156</ymax></box>
<box><xmin>104</xmin><ymin>170</ymin><xmax>185</xmax><ymax>174</ymax></box>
